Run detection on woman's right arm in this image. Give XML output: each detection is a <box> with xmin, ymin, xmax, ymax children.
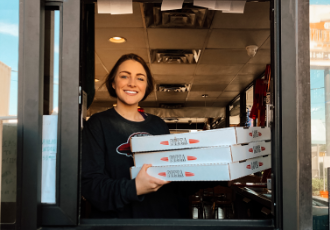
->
<box><xmin>82</xmin><ymin>117</ymin><xmax>144</xmax><ymax>212</ymax></box>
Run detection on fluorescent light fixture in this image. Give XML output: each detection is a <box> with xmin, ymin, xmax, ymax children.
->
<box><xmin>109</xmin><ymin>36</ymin><xmax>127</xmax><ymax>43</ymax></box>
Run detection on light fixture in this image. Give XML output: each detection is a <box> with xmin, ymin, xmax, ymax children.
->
<box><xmin>246</xmin><ymin>45</ymin><xmax>258</xmax><ymax>57</ymax></box>
<box><xmin>202</xmin><ymin>94</ymin><xmax>208</xmax><ymax>98</ymax></box>
<box><xmin>95</xmin><ymin>78</ymin><xmax>100</xmax><ymax>82</ymax></box>
<box><xmin>109</xmin><ymin>36</ymin><xmax>127</xmax><ymax>43</ymax></box>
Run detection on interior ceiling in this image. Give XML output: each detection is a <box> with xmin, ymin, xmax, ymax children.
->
<box><xmin>91</xmin><ymin>1</ymin><xmax>270</xmax><ymax>114</ymax></box>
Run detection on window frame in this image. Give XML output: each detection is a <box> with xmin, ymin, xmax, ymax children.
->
<box><xmin>13</xmin><ymin>0</ymin><xmax>313</xmax><ymax>229</ymax></box>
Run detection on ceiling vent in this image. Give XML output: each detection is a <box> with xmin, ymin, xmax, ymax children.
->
<box><xmin>158</xmin><ymin>84</ymin><xmax>191</xmax><ymax>93</ymax></box>
<box><xmin>151</xmin><ymin>49</ymin><xmax>201</xmax><ymax>64</ymax></box>
<box><xmin>143</xmin><ymin>3</ymin><xmax>215</xmax><ymax>28</ymax></box>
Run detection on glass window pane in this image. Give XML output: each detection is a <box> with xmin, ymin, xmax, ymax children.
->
<box><xmin>310</xmin><ymin>0</ymin><xmax>330</xmax><ymax>229</ymax></box>
<box><xmin>0</xmin><ymin>0</ymin><xmax>19</xmax><ymax>223</ymax></box>
<box><xmin>41</xmin><ymin>10</ymin><xmax>60</xmax><ymax>204</ymax></box>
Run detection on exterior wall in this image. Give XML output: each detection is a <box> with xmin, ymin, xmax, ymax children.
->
<box><xmin>0</xmin><ymin>61</ymin><xmax>11</xmax><ymax>116</ymax></box>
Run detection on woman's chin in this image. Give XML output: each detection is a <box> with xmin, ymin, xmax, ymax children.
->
<box><xmin>119</xmin><ymin>99</ymin><xmax>141</xmax><ymax>106</ymax></box>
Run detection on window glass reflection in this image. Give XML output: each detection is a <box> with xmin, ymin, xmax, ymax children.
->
<box><xmin>0</xmin><ymin>0</ymin><xmax>19</xmax><ymax>223</ymax></box>
<box><xmin>310</xmin><ymin>0</ymin><xmax>330</xmax><ymax>229</ymax></box>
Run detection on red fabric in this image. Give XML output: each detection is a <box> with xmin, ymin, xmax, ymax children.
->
<box><xmin>249</xmin><ymin>64</ymin><xmax>271</xmax><ymax>126</ymax></box>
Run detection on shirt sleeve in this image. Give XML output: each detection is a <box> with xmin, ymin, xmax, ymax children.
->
<box><xmin>81</xmin><ymin>116</ymin><xmax>144</xmax><ymax>212</ymax></box>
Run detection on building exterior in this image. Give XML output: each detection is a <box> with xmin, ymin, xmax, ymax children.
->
<box><xmin>0</xmin><ymin>61</ymin><xmax>11</xmax><ymax>116</ymax></box>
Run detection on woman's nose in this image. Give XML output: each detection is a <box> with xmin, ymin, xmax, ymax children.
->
<box><xmin>128</xmin><ymin>77</ymin><xmax>136</xmax><ymax>87</ymax></box>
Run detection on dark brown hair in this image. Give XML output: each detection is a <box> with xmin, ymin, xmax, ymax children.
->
<box><xmin>105</xmin><ymin>53</ymin><xmax>154</xmax><ymax>101</ymax></box>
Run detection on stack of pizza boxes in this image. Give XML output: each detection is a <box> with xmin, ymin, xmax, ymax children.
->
<box><xmin>130</xmin><ymin>127</ymin><xmax>271</xmax><ymax>181</ymax></box>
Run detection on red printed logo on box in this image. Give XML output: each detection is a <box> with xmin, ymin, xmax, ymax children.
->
<box><xmin>246</xmin><ymin>161</ymin><xmax>263</xmax><ymax>169</ymax></box>
<box><xmin>160</xmin><ymin>138</ymin><xmax>199</xmax><ymax>146</ymax></box>
<box><xmin>160</xmin><ymin>155</ymin><xmax>197</xmax><ymax>162</ymax></box>
<box><xmin>249</xmin><ymin>145</ymin><xmax>266</xmax><ymax>154</ymax></box>
<box><xmin>249</xmin><ymin>130</ymin><xmax>262</xmax><ymax>138</ymax></box>
<box><xmin>157</xmin><ymin>171</ymin><xmax>195</xmax><ymax>177</ymax></box>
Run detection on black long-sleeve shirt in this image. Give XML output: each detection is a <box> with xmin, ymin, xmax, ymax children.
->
<box><xmin>82</xmin><ymin>108</ymin><xmax>184</xmax><ymax>218</ymax></box>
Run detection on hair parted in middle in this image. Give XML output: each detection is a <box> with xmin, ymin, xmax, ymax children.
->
<box><xmin>104</xmin><ymin>53</ymin><xmax>154</xmax><ymax>102</ymax></box>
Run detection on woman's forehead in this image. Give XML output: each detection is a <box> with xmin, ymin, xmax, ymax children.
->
<box><xmin>117</xmin><ymin>60</ymin><xmax>146</xmax><ymax>74</ymax></box>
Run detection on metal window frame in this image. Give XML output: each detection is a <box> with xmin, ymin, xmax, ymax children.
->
<box><xmin>14</xmin><ymin>0</ymin><xmax>81</xmax><ymax>228</ymax></box>
<box><xmin>13</xmin><ymin>0</ymin><xmax>313</xmax><ymax>229</ymax></box>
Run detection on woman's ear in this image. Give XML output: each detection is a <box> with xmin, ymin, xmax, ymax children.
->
<box><xmin>112</xmin><ymin>81</ymin><xmax>115</xmax><ymax>90</ymax></box>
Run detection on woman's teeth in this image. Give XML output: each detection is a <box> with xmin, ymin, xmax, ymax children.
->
<box><xmin>125</xmin><ymin>90</ymin><xmax>137</xmax><ymax>94</ymax></box>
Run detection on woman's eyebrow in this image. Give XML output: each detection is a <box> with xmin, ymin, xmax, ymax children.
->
<box><xmin>119</xmin><ymin>71</ymin><xmax>131</xmax><ymax>75</ymax></box>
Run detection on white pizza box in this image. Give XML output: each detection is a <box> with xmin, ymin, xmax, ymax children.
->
<box><xmin>130</xmin><ymin>127</ymin><xmax>270</xmax><ymax>153</ymax></box>
<box><xmin>235</xmin><ymin>127</ymin><xmax>271</xmax><ymax>144</ymax></box>
<box><xmin>231</xmin><ymin>141</ymin><xmax>271</xmax><ymax>163</ymax></box>
<box><xmin>130</xmin><ymin>155</ymin><xmax>271</xmax><ymax>181</ymax></box>
<box><xmin>133</xmin><ymin>141</ymin><xmax>271</xmax><ymax>167</ymax></box>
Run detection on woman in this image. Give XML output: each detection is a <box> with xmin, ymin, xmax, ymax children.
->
<box><xmin>82</xmin><ymin>54</ymin><xmax>184</xmax><ymax>218</ymax></box>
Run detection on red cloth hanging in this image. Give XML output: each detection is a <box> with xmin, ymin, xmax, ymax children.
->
<box><xmin>249</xmin><ymin>65</ymin><xmax>271</xmax><ymax>126</ymax></box>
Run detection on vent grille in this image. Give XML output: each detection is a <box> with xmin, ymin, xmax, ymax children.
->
<box><xmin>151</xmin><ymin>49</ymin><xmax>201</xmax><ymax>64</ymax></box>
<box><xmin>158</xmin><ymin>84</ymin><xmax>191</xmax><ymax>93</ymax></box>
<box><xmin>143</xmin><ymin>3</ymin><xmax>215</xmax><ymax>28</ymax></box>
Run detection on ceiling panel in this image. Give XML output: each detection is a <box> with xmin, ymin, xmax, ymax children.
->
<box><xmin>218</xmin><ymin>91</ymin><xmax>240</xmax><ymax>98</ymax></box>
<box><xmin>231</xmin><ymin>74</ymin><xmax>255</xmax><ymax>85</ymax></box>
<box><xmin>195</xmin><ymin>64</ymin><xmax>242</xmax><ymax>75</ymax></box>
<box><xmin>96</xmin><ymin>48</ymin><xmax>149</xmax><ymax>71</ymax></box>
<box><xmin>139</xmin><ymin>101</ymin><xmax>158</xmax><ymax>107</ymax></box>
<box><xmin>212</xmin><ymin>2</ymin><xmax>270</xmax><ymax>29</ymax></box>
<box><xmin>153</xmin><ymin>75</ymin><xmax>194</xmax><ymax>84</ymax></box>
<box><xmin>238</xmin><ymin>64</ymin><xmax>266</xmax><ymax>76</ymax></box>
<box><xmin>248</xmin><ymin>49</ymin><xmax>271</xmax><ymax>65</ymax></box>
<box><xmin>151</xmin><ymin>64</ymin><xmax>196</xmax><ymax>75</ymax></box>
<box><xmin>207</xmin><ymin>29</ymin><xmax>270</xmax><ymax>49</ymax></box>
<box><xmin>191</xmin><ymin>84</ymin><xmax>227</xmax><ymax>91</ymax></box>
<box><xmin>95</xmin><ymin>3</ymin><xmax>144</xmax><ymax>28</ymax></box>
<box><xmin>147</xmin><ymin>28</ymin><xmax>209</xmax><ymax>49</ymax></box>
<box><xmin>188</xmin><ymin>91</ymin><xmax>222</xmax><ymax>98</ymax></box>
<box><xmin>184</xmin><ymin>101</ymin><xmax>217</xmax><ymax>107</ymax></box>
<box><xmin>193</xmin><ymin>75</ymin><xmax>235</xmax><ymax>85</ymax></box>
<box><xmin>200</xmin><ymin>49</ymin><xmax>250</xmax><ymax>65</ymax></box>
<box><xmin>157</xmin><ymin>92</ymin><xmax>188</xmax><ymax>101</ymax></box>
<box><xmin>223</xmin><ymin>84</ymin><xmax>248</xmax><ymax>92</ymax></box>
<box><xmin>215</xmin><ymin>97</ymin><xmax>235</xmax><ymax>103</ymax></box>
<box><xmin>94</xmin><ymin>91</ymin><xmax>112</xmax><ymax>101</ymax></box>
<box><xmin>186</xmin><ymin>97</ymin><xmax>218</xmax><ymax>102</ymax></box>
<box><xmin>95</xmin><ymin>28</ymin><xmax>147</xmax><ymax>49</ymax></box>
<box><xmin>260</xmin><ymin>36</ymin><xmax>271</xmax><ymax>49</ymax></box>
<box><xmin>95</xmin><ymin>63</ymin><xmax>109</xmax><ymax>79</ymax></box>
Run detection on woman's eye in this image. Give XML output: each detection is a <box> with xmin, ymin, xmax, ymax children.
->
<box><xmin>120</xmin><ymin>75</ymin><xmax>128</xmax><ymax>79</ymax></box>
<box><xmin>138</xmin><ymin>78</ymin><xmax>145</xmax><ymax>81</ymax></box>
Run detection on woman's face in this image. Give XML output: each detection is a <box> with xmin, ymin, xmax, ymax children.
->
<box><xmin>112</xmin><ymin>60</ymin><xmax>148</xmax><ymax>106</ymax></box>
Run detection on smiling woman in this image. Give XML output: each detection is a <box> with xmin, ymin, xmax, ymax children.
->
<box><xmin>81</xmin><ymin>54</ymin><xmax>181</xmax><ymax>218</ymax></box>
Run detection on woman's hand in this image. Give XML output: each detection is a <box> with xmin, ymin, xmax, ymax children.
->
<box><xmin>135</xmin><ymin>164</ymin><xmax>170</xmax><ymax>196</ymax></box>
